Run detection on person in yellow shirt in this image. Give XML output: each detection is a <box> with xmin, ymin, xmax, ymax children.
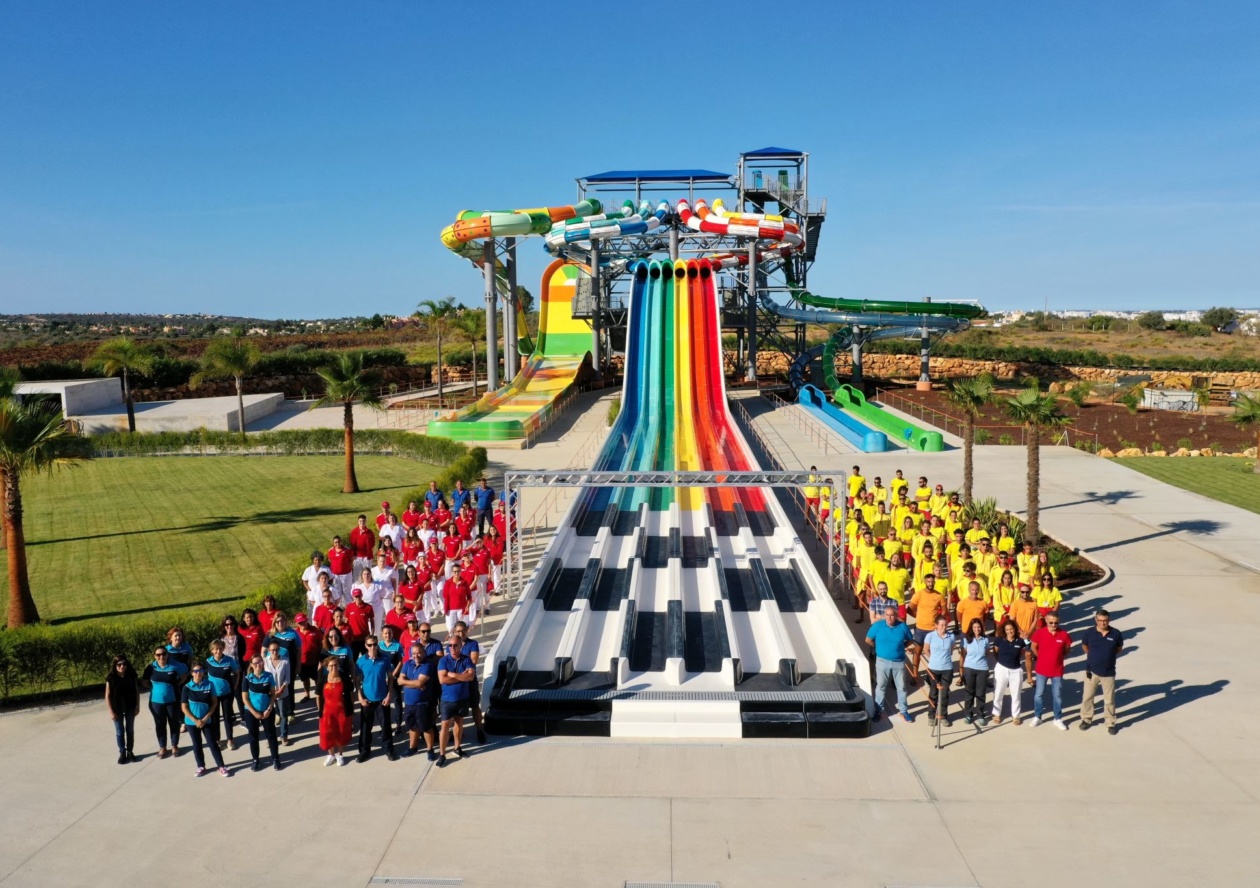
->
<box><xmin>914</xmin><ymin>542</ymin><xmax>938</xmax><ymax>585</ymax></box>
<box><xmin>881</xmin><ymin>553</ymin><xmax>911</xmax><ymax>610</ymax></box>
<box><xmin>1033</xmin><ymin>573</ymin><xmax>1062</xmax><ymax>623</ymax></box>
<box><xmin>869</xmin><ymin>477</ymin><xmax>889</xmax><ymax>508</ymax></box>
<box><xmin>972</xmin><ymin>537</ymin><xmax>997</xmax><ymax>577</ymax></box>
<box><xmin>1016</xmin><ymin>541</ymin><xmax>1038</xmax><ymax>587</ymax></box>
<box><xmin>870</xmin><ymin>504</ymin><xmax>892</xmax><ymax>541</ymax></box>
<box><xmin>914</xmin><ymin>477</ymin><xmax>932</xmax><ymax>509</ymax></box>
<box><xmin>946</xmin><ymin>531</ymin><xmax>967</xmax><ymax>566</ymax></box>
<box><xmin>890</xmin><ymin>470</ymin><xmax>909</xmax><ymax>501</ymax></box>
<box><xmin>818</xmin><ymin>486</ymin><xmax>833</xmax><ymax>524</ymax></box>
<box><xmin>803</xmin><ymin>465</ymin><xmax>820</xmax><ymax>514</ymax></box>
<box><xmin>846</xmin><ymin>465</ymin><xmax>865</xmax><ymax>506</ymax></box>
<box><xmin>859</xmin><ymin>495</ymin><xmax>879</xmax><ymax>529</ymax></box>
<box><xmin>953</xmin><ymin>562</ymin><xmax>989</xmax><ymax>604</ymax></box>
<box><xmin>897</xmin><ymin>516</ymin><xmax>917</xmax><ymax>554</ymax></box>
<box><xmin>944</xmin><ymin>509</ymin><xmax>965</xmax><ymax>540</ymax></box>
<box><xmin>988</xmin><ymin>553</ymin><xmax>1016</xmax><ymax>597</ymax></box>
<box><xmin>852</xmin><ymin>530</ymin><xmax>878</xmax><ymax>598</ymax></box>
<box><xmin>995</xmin><ymin>522</ymin><xmax>1017</xmax><ymax>557</ymax></box>
<box><xmin>989</xmin><ymin>569</ymin><xmax>1018</xmax><ymax>626</ymax></box>
<box><xmin>928</xmin><ymin>485</ymin><xmax>951</xmax><ymax>518</ymax></box>
<box><xmin>928</xmin><ymin>516</ymin><xmax>948</xmax><ymax>551</ymax></box>
<box><xmin>964</xmin><ymin>519</ymin><xmax>989</xmax><ymax>546</ymax></box>
<box><xmin>1034</xmin><ymin>550</ymin><xmax>1059</xmax><ymax>587</ymax></box>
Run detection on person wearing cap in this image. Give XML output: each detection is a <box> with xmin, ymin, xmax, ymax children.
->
<box><xmin>473</xmin><ymin>477</ymin><xmax>497</xmax><ymax>536</ymax></box>
<box><xmin>400</xmin><ymin>614</ymin><xmax>425</xmax><ymax>651</ymax></box>
<box><xmin>1009</xmin><ymin>584</ymin><xmax>1040</xmax><ymax>640</ymax></box>
<box><xmin>398</xmin><ymin>641</ymin><xmax>437</xmax><ymax>759</ymax></box>
<box><xmin>181</xmin><ymin>662</ymin><xmax>231</xmax><ymax>778</ymax></box>
<box><xmin>295</xmin><ymin>613</ymin><xmax>323</xmax><ymax>704</ymax></box>
<box><xmin>424</xmin><ymin>480</ymin><xmax>446</xmax><ymax>513</ymax></box>
<box><xmin>241</xmin><ymin>652</ymin><xmax>282</xmax><ymax>771</ymax></box>
<box><xmin>302</xmin><ymin>551</ymin><xmax>334</xmax><ymax>620</ymax></box>
<box><xmin>349</xmin><ymin>514</ymin><xmax>376</xmax><ymax>578</ymax></box>
<box><xmin>375</xmin><ymin>501</ymin><xmax>391</xmax><ymax>531</ymax></box>
<box><xmin>344</xmin><ymin>586</ymin><xmax>375</xmax><ymax>656</ymax></box>
<box><xmin>355</xmin><ymin>635</ymin><xmax>398</xmax><ymax>763</ymax></box>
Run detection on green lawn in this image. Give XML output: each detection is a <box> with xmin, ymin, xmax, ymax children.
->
<box><xmin>1</xmin><ymin>456</ymin><xmax>440</xmax><ymax>626</ymax></box>
<box><xmin>1112</xmin><ymin>456</ymin><xmax>1260</xmax><ymax>514</ymax></box>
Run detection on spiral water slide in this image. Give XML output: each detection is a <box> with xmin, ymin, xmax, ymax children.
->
<box><xmin>430</xmin><ymin>201</ymin><xmax>602</xmax><ymax>441</ymax></box>
<box><xmin>483</xmin><ymin>238</ymin><xmax>872</xmax><ymax>739</ymax></box>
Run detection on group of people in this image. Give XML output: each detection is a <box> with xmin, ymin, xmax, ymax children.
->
<box><xmin>104</xmin><ymin>478</ymin><xmax>518</xmax><ymax>775</ymax></box>
<box><xmin>807</xmin><ymin>465</ymin><xmax>1124</xmax><ymax>735</ymax></box>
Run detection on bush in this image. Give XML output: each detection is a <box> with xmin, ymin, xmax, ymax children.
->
<box><xmin>998</xmin><ymin>434</ymin><xmax>1015</xmax><ymax>445</ymax></box>
<box><xmin>1137</xmin><ymin>311</ymin><xmax>1166</xmax><ymax>331</ymax></box>
<box><xmin>862</xmin><ymin>339</ymin><xmax>1260</xmax><ymax>373</ymax></box>
<box><xmin>1170</xmin><ymin>322</ymin><xmax>1211</xmax><ymax>338</ymax></box>
<box><xmin>86</xmin><ymin>428</ymin><xmax>473</xmax><ymax>464</ymax></box>
<box><xmin>608</xmin><ymin>397</ymin><xmax>621</xmax><ymax>427</ymax></box>
<box><xmin>973</xmin><ymin>428</ymin><xmax>991</xmax><ymax>445</ymax></box>
<box><xmin>1118</xmin><ymin>386</ymin><xmax>1143</xmax><ymax>414</ymax></box>
<box><xmin>1065</xmin><ymin>382</ymin><xmax>1092</xmax><ymax>408</ymax></box>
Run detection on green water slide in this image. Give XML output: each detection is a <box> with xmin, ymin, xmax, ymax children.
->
<box><xmin>832</xmin><ymin>383</ymin><xmax>945</xmax><ymax>452</ymax></box>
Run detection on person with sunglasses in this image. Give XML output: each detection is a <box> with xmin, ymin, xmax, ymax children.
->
<box><xmin>397</xmin><ymin>641</ymin><xmax>436</xmax><ymax>759</ymax></box>
<box><xmin>141</xmin><ymin>646</ymin><xmax>188</xmax><ymax>759</ymax></box>
<box><xmin>355</xmin><ymin>635</ymin><xmax>397</xmax><ymax>763</ymax></box>
<box><xmin>180</xmin><ymin>662</ymin><xmax>230</xmax><ymax>777</ymax></box>
<box><xmin>1029</xmin><ymin>613</ymin><xmax>1073</xmax><ymax>730</ymax></box>
<box><xmin>219</xmin><ymin>615</ymin><xmax>243</xmax><ymax>663</ymax></box>
<box><xmin>105</xmin><ymin>654</ymin><xmax>140</xmax><ymax>764</ymax></box>
<box><xmin>318</xmin><ymin>656</ymin><xmax>353</xmax><ymax>766</ymax></box>
<box><xmin>204</xmin><ymin>639</ymin><xmax>240</xmax><ymax>751</ymax></box>
<box><xmin>435</xmin><ymin>635</ymin><xmax>475</xmax><ymax>767</ymax></box>
<box><xmin>241</xmin><ymin>655</ymin><xmax>282</xmax><ymax>772</ymax></box>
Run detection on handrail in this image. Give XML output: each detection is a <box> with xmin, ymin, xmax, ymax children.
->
<box><xmin>762</xmin><ymin>390</ymin><xmax>846</xmax><ymax>457</ymax></box>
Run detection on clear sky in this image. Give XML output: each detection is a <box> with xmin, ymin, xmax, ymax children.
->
<box><xmin>2</xmin><ymin>1</ymin><xmax>1258</xmax><ymax>318</ymax></box>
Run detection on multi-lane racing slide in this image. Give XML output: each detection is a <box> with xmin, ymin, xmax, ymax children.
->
<box><xmin>429</xmin><ymin>203</ymin><xmax>607</xmax><ymax>442</ymax></box>
<box><xmin>484</xmin><ymin>256</ymin><xmax>872</xmax><ymax>740</ymax></box>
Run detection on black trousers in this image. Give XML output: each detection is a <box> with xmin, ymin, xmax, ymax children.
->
<box><xmin>926</xmin><ymin>668</ymin><xmax>954</xmax><ymax>716</ymax></box>
<box><xmin>213</xmin><ymin>694</ymin><xmax>236</xmax><ymax>742</ymax></box>
<box><xmin>149</xmin><ymin>701</ymin><xmax>182</xmax><ymax>749</ymax></box>
<box><xmin>186</xmin><ymin>722</ymin><xmax>225</xmax><ymax>770</ymax></box>
<box><xmin>963</xmin><ymin>667</ymin><xmax>991</xmax><ymax>718</ymax></box>
<box><xmin>359</xmin><ymin>699</ymin><xmax>394</xmax><ymax>755</ymax></box>
<box><xmin>242</xmin><ymin>709</ymin><xmax>279</xmax><ymax>762</ymax></box>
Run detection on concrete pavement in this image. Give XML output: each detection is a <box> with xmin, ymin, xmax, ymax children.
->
<box><xmin>1</xmin><ymin>392</ymin><xmax>1257</xmax><ymax>887</ymax></box>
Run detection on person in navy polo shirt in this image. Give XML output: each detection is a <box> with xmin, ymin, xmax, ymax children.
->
<box><xmin>1079</xmin><ymin>609</ymin><xmax>1124</xmax><ymax>735</ymax></box>
<box><xmin>241</xmin><ymin>655</ymin><xmax>282</xmax><ymax>771</ymax></box>
<box><xmin>865</xmin><ymin>606</ymin><xmax>914</xmax><ymax>722</ymax></box>
<box><xmin>436</xmin><ymin>636</ymin><xmax>476</xmax><ymax>767</ymax></box>
<box><xmin>473</xmin><ymin>478</ymin><xmax>496</xmax><ymax>536</ymax></box>
<box><xmin>449</xmin><ymin>621</ymin><xmax>488</xmax><ymax>744</ymax></box>
<box><xmin>355</xmin><ymin>635</ymin><xmax>397</xmax><ymax>763</ymax></box>
<box><xmin>398</xmin><ymin>642</ymin><xmax>437</xmax><ymax>760</ymax></box>
<box><xmin>180</xmin><ymin>663</ymin><xmax>230</xmax><ymax>777</ymax></box>
<box><xmin>142</xmin><ymin>647</ymin><xmax>188</xmax><ymax>759</ymax></box>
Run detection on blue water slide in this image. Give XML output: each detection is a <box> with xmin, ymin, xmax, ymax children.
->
<box><xmin>798</xmin><ymin>385</ymin><xmax>890</xmax><ymax>452</ymax></box>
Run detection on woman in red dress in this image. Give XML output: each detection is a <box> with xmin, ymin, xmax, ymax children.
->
<box><xmin>318</xmin><ymin>656</ymin><xmax>353</xmax><ymax>766</ymax></box>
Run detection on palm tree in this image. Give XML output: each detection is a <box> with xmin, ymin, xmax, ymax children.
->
<box><xmin>190</xmin><ymin>335</ymin><xmax>261</xmax><ymax>439</ymax></box>
<box><xmin>416</xmin><ymin>297</ymin><xmax>459</xmax><ymax>406</ymax></box>
<box><xmin>1</xmin><ymin>397</ymin><xmax>89</xmax><ymax>627</ymax></box>
<box><xmin>942</xmin><ymin>373</ymin><xmax>994</xmax><ymax>505</ymax></box>
<box><xmin>312</xmin><ymin>352</ymin><xmax>383</xmax><ymax>494</ymax></box>
<box><xmin>0</xmin><ymin>367</ymin><xmax>18</xmax><ymax>553</ymax></box>
<box><xmin>87</xmin><ymin>337</ymin><xmax>157</xmax><ymax>433</ymax></box>
<box><xmin>1003</xmin><ymin>383</ymin><xmax>1072</xmax><ymax>544</ymax></box>
<box><xmin>453</xmin><ymin>309</ymin><xmax>487</xmax><ymax>398</ymax></box>
<box><xmin>1230</xmin><ymin>393</ymin><xmax>1260</xmax><ymax>473</ymax></box>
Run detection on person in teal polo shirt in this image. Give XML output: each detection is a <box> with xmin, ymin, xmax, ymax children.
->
<box><xmin>180</xmin><ymin>662</ymin><xmax>229</xmax><ymax>777</ymax></box>
<box><xmin>142</xmin><ymin>647</ymin><xmax>188</xmax><ymax>759</ymax></box>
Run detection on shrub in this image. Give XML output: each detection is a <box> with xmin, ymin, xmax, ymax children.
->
<box><xmin>998</xmin><ymin>434</ymin><xmax>1015</xmax><ymax>445</ymax></box>
<box><xmin>608</xmin><ymin>397</ymin><xmax>621</xmax><ymax>427</ymax></box>
<box><xmin>973</xmin><ymin>428</ymin><xmax>991</xmax><ymax>445</ymax></box>
<box><xmin>1137</xmin><ymin>311</ymin><xmax>1166</xmax><ymax>331</ymax></box>
<box><xmin>1118</xmin><ymin>386</ymin><xmax>1143</xmax><ymax>414</ymax></box>
<box><xmin>1065</xmin><ymin>382</ymin><xmax>1092</xmax><ymax>408</ymax></box>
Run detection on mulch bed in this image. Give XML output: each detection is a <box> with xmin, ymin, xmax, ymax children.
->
<box><xmin>890</xmin><ymin>386</ymin><xmax>1256</xmax><ymax>453</ymax></box>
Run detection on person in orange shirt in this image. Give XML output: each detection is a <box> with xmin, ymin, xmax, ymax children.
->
<box><xmin>955</xmin><ymin>582</ymin><xmax>989</xmax><ymax>636</ymax></box>
<box><xmin>1009</xmin><ymin>585</ymin><xmax>1040</xmax><ymax>639</ymax></box>
<box><xmin>907</xmin><ymin>574</ymin><xmax>946</xmax><ymax>679</ymax></box>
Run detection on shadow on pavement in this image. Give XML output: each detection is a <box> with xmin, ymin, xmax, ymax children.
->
<box><xmin>1089</xmin><ymin>519</ymin><xmax>1225</xmax><ymax>553</ymax></box>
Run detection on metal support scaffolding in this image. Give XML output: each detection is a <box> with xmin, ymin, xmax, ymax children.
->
<box><xmin>483</xmin><ymin>239</ymin><xmax>499</xmax><ymax>391</ymax></box>
<box><xmin>501</xmin><ymin>469</ymin><xmax>843</xmax><ymax>602</ymax></box>
<box><xmin>851</xmin><ymin>327</ymin><xmax>863</xmax><ymax>385</ymax></box>
<box><xmin>589</xmin><ymin>241</ymin><xmax>602</xmax><ymax>376</ymax></box>
<box><xmin>504</xmin><ymin>236</ymin><xmax>518</xmax><ymax>381</ymax></box>
<box><xmin>746</xmin><ymin>242</ymin><xmax>758</xmax><ymax>383</ymax></box>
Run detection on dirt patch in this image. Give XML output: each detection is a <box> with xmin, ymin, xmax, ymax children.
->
<box><xmin>888</xmin><ymin>386</ymin><xmax>1256</xmax><ymax>453</ymax></box>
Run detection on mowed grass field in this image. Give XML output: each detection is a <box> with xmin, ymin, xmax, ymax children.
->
<box><xmin>1112</xmin><ymin>456</ymin><xmax>1260</xmax><ymax>514</ymax></box>
<box><xmin>0</xmin><ymin>456</ymin><xmax>441</xmax><ymax>626</ymax></box>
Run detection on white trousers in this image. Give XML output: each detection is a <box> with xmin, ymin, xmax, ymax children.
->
<box><xmin>445</xmin><ymin>609</ymin><xmax>465</xmax><ymax>634</ymax></box>
<box><xmin>991</xmin><ymin>664</ymin><xmax>1023</xmax><ymax>720</ymax></box>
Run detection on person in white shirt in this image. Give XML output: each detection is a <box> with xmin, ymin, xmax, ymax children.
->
<box><xmin>302</xmin><ymin>552</ymin><xmax>334</xmax><ymax>619</ymax></box>
<box><xmin>380</xmin><ymin>514</ymin><xmax>405</xmax><ymax>552</ymax></box>
<box><xmin>356</xmin><ymin>565</ymin><xmax>392</xmax><ymax>630</ymax></box>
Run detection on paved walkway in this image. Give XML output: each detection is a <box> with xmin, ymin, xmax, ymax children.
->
<box><xmin>1</xmin><ymin>393</ymin><xmax>1257</xmax><ymax>887</ymax></box>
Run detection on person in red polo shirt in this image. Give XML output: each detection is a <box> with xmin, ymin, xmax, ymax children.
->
<box><xmin>442</xmin><ymin>571</ymin><xmax>472</xmax><ymax>634</ymax></box>
<box><xmin>327</xmin><ymin>535</ymin><xmax>354</xmax><ymax>604</ymax></box>
<box><xmin>349</xmin><ymin>515</ymin><xmax>376</xmax><ymax>578</ymax></box>
<box><xmin>1030</xmin><ymin>614</ymin><xmax>1072</xmax><ymax>730</ymax></box>
<box><xmin>294</xmin><ymin>614</ymin><xmax>323</xmax><ymax>704</ymax></box>
<box><xmin>375</xmin><ymin>501</ymin><xmax>391</xmax><ymax>530</ymax></box>
<box><xmin>433</xmin><ymin>501</ymin><xmax>452</xmax><ymax>532</ymax></box>
<box><xmin>424</xmin><ymin>539</ymin><xmax>446</xmax><ymax>620</ymax></box>
<box><xmin>400</xmin><ymin>528</ymin><xmax>422</xmax><ymax>568</ymax></box>
<box><xmin>442</xmin><ymin>525</ymin><xmax>463</xmax><ymax>578</ymax></box>
<box><xmin>484</xmin><ymin>526</ymin><xmax>505</xmax><ymax>591</ymax></box>
<box><xmin>455</xmin><ymin>505</ymin><xmax>476</xmax><ymax>543</ymax></box>
<box><xmin>313</xmin><ymin>587</ymin><xmax>339</xmax><ymax>634</ymax></box>
<box><xmin>401</xmin><ymin>501</ymin><xmax>423</xmax><ymax>531</ymax></box>
<box><xmin>385</xmin><ymin>596</ymin><xmax>416</xmax><ymax>637</ymax></box>
<box><xmin>344</xmin><ymin>589</ymin><xmax>374</xmax><ymax>657</ymax></box>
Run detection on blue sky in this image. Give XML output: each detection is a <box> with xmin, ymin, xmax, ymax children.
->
<box><xmin>1</xmin><ymin>1</ymin><xmax>1257</xmax><ymax>318</ymax></box>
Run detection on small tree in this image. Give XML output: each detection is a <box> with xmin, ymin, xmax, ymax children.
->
<box><xmin>1003</xmin><ymin>383</ymin><xmax>1072</xmax><ymax>543</ymax></box>
<box><xmin>312</xmin><ymin>352</ymin><xmax>383</xmax><ymax>494</ymax></box>
<box><xmin>416</xmin><ymin>297</ymin><xmax>459</xmax><ymax>405</ymax></box>
<box><xmin>87</xmin><ymin>338</ymin><xmax>157</xmax><ymax>433</ymax></box>
<box><xmin>941</xmin><ymin>373</ymin><xmax>994</xmax><ymax>505</ymax></box>
<box><xmin>453</xmin><ymin>310</ymin><xmax>487</xmax><ymax>398</ymax></box>
<box><xmin>190</xmin><ymin>335</ymin><xmax>261</xmax><ymax>439</ymax></box>
<box><xmin>1</xmin><ymin>397</ymin><xmax>89</xmax><ymax>627</ymax></box>
<box><xmin>1136</xmin><ymin>311</ymin><xmax>1166</xmax><ymax>331</ymax></box>
<box><xmin>1230</xmin><ymin>394</ymin><xmax>1260</xmax><ymax>473</ymax></box>
<box><xmin>1202</xmin><ymin>307</ymin><xmax>1238</xmax><ymax>332</ymax></box>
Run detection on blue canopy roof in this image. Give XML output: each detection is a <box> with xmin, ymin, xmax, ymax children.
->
<box><xmin>582</xmin><ymin>169</ymin><xmax>732</xmax><ymax>183</ymax></box>
<box><xmin>741</xmin><ymin>146</ymin><xmax>803</xmax><ymax>158</ymax></box>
